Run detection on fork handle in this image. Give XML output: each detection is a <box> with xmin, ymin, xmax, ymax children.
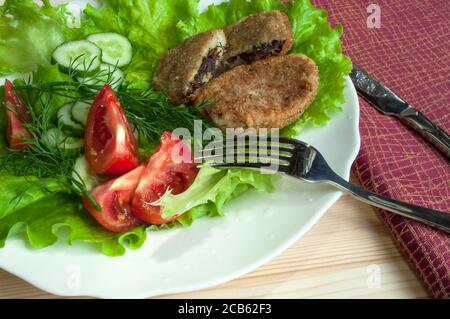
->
<box><xmin>328</xmin><ymin>176</ymin><xmax>450</xmax><ymax>233</ymax></box>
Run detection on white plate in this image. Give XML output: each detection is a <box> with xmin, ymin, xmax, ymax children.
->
<box><xmin>0</xmin><ymin>0</ymin><xmax>360</xmax><ymax>298</ymax></box>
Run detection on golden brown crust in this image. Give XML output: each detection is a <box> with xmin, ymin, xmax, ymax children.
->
<box><xmin>152</xmin><ymin>29</ymin><xmax>226</xmax><ymax>105</ymax></box>
<box><xmin>223</xmin><ymin>10</ymin><xmax>293</xmax><ymax>63</ymax></box>
<box><xmin>193</xmin><ymin>54</ymin><xmax>319</xmax><ymax>130</ymax></box>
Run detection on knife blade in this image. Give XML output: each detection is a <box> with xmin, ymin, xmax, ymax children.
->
<box><xmin>350</xmin><ymin>65</ymin><xmax>450</xmax><ymax>159</ymax></box>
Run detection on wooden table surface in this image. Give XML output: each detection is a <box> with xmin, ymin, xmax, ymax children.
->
<box><xmin>0</xmin><ymin>176</ymin><xmax>430</xmax><ymax>299</ymax></box>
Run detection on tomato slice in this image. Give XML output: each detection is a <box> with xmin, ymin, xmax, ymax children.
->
<box><xmin>82</xmin><ymin>165</ymin><xmax>145</xmax><ymax>233</ymax></box>
<box><xmin>131</xmin><ymin>132</ymin><xmax>199</xmax><ymax>225</ymax></box>
<box><xmin>4</xmin><ymin>80</ymin><xmax>32</xmax><ymax>150</ymax></box>
<box><xmin>85</xmin><ymin>84</ymin><xmax>139</xmax><ymax>175</ymax></box>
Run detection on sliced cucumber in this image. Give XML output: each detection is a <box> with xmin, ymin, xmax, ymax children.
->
<box><xmin>72</xmin><ymin>156</ymin><xmax>103</xmax><ymax>191</ymax></box>
<box><xmin>41</xmin><ymin>128</ymin><xmax>84</xmax><ymax>153</ymax></box>
<box><xmin>71</xmin><ymin>101</ymin><xmax>91</xmax><ymax>126</ymax></box>
<box><xmin>86</xmin><ymin>33</ymin><xmax>132</xmax><ymax>67</ymax></box>
<box><xmin>52</xmin><ymin>40</ymin><xmax>102</xmax><ymax>74</ymax></box>
<box><xmin>77</xmin><ymin>63</ymin><xmax>124</xmax><ymax>90</ymax></box>
<box><xmin>62</xmin><ymin>136</ymin><xmax>84</xmax><ymax>151</ymax></box>
<box><xmin>57</xmin><ymin>103</ymin><xmax>84</xmax><ymax>137</ymax></box>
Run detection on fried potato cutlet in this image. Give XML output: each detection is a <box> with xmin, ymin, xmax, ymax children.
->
<box><xmin>193</xmin><ymin>54</ymin><xmax>319</xmax><ymax>130</ymax></box>
<box><xmin>220</xmin><ymin>10</ymin><xmax>293</xmax><ymax>72</ymax></box>
<box><xmin>152</xmin><ymin>29</ymin><xmax>226</xmax><ymax>105</ymax></box>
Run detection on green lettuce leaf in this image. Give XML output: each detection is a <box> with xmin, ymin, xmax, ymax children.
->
<box><xmin>0</xmin><ymin>177</ymin><xmax>147</xmax><ymax>256</ymax></box>
<box><xmin>0</xmin><ymin>0</ymin><xmax>81</xmax><ymax>76</ymax></box>
<box><xmin>0</xmin><ymin>175</ymin><xmax>66</xmax><ymax>220</ymax></box>
<box><xmin>160</xmin><ymin>164</ymin><xmax>276</xmax><ymax>219</ymax></box>
<box><xmin>82</xmin><ymin>0</ymin><xmax>199</xmax><ymax>89</ymax></box>
<box><xmin>32</xmin><ymin>64</ymin><xmax>76</xmax><ymax>121</ymax></box>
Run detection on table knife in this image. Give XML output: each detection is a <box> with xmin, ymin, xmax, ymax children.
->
<box><xmin>350</xmin><ymin>65</ymin><xmax>450</xmax><ymax>159</ymax></box>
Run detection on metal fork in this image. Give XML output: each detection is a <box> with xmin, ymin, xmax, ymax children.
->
<box><xmin>197</xmin><ymin>137</ymin><xmax>450</xmax><ymax>233</ymax></box>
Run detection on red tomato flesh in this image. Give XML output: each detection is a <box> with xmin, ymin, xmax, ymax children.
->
<box><xmin>82</xmin><ymin>165</ymin><xmax>145</xmax><ymax>233</ymax></box>
<box><xmin>85</xmin><ymin>84</ymin><xmax>139</xmax><ymax>175</ymax></box>
<box><xmin>131</xmin><ymin>132</ymin><xmax>199</xmax><ymax>225</ymax></box>
<box><xmin>4</xmin><ymin>80</ymin><xmax>32</xmax><ymax>150</ymax></box>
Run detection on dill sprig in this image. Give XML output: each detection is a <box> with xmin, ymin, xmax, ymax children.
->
<box><xmin>12</xmin><ymin>81</ymin><xmax>207</xmax><ymax>147</ymax></box>
<box><xmin>0</xmin><ymin>56</ymin><xmax>207</xmax><ymax>209</ymax></box>
<box><xmin>0</xmin><ymin>88</ymin><xmax>99</xmax><ymax>209</ymax></box>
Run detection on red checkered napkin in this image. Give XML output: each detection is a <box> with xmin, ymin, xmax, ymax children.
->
<box><xmin>312</xmin><ymin>0</ymin><xmax>450</xmax><ymax>298</ymax></box>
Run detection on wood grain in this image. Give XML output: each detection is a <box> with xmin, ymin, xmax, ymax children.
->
<box><xmin>0</xmin><ymin>179</ymin><xmax>430</xmax><ymax>299</ymax></box>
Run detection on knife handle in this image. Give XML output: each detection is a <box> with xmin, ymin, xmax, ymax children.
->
<box><xmin>399</xmin><ymin>108</ymin><xmax>450</xmax><ymax>159</ymax></box>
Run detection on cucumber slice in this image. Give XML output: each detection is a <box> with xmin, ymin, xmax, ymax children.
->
<box><xmin>86</xmin><ymin>33</ymin><xmax>132</xmax><ymax>67</ymax></box>
<box><xmin>71</xmin><ymin>101</ymin><xmax>91</xmax><ymax>126</ymax></box>
<box><xmin>52</xmin><ymin>40</ymin><xmax>101</xmax><ymax>74</ymax></box>
<box><xmin>62</xmin><ymin>136</ymin><xmax>84</xmax><ymax>151</ymax></box>
<box><xmin>41</xmin><ymin>128</ymin><xmax>84</xmax><ymax>153</ymax></box>
<box><xmin>57</xmin><ymin>103</ymin><xmax>84</xmax><ymax>137</ymax></box>
<box><xmin>72</xmin><ymin>156</ymin><xmax>103</xmax><ymax>191</ymax></box>
<box><xmin>77</xmin><ymin>63</ymin><xmax>124</xmax><ymax>90</ymax></box>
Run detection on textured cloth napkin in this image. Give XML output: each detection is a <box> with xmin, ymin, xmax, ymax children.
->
<box><xmin>312</xmin><ymin>0</ymin><xmax>450</xmax><ymax>297</ymax></box>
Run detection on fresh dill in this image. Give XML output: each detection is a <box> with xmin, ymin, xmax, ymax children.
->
<box><xmin>12</xmin><ymin>81</ymin><xmax>207</xmax><ymax>146</ymax></box>
<box><xmin>1</xmin><ymin>87</ymin><xmax>99</xmax><ymax>209</ymax></box>
<box><xmin>0</xmin><ymin>55</ymin><xmax>207</xmax><ymax>209</ymax></box>
<box><xmin>13</xmin><ymin>56</ymin><xmax>207</xmax><ymax>147</ymax></box>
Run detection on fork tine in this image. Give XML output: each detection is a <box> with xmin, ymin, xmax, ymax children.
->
<box><xmin>208</xmin><ymin>162</ymin><xmax>273</xmax><ymax>170</ymax></box>
<box><xmin>197</xmin><ymin>141</ymin><xmax>294</xmax><ymax>162</ymax></box>
<box><xmin>204</xmin><ymin>136</ymin><xmax>295</xmax><ymax>148</ymax></box>
<box><xmin>202</xmin><ymin>144</ymin><xmax>294</xmax><ymax>155</ymax></box>
<box><xmin>199</xmin><ymin>145</ymin><xmax>293</xmax><ymax>156</ymax></box>
<box><xmin>208</xmin><ymin>161</ymin><xmax>293</xmax><ymax>174</ymax></box>
<box><xmin>202</xmin><ymin>139</ymin><xmax>295</xmax><ymax>154</ymax></box>
<box><xmin>194</xmin><ymin>136</ymin><xmax>317</xmax><ymax>176</ymax></box>
<box><xmin>196</xmin><ymin>152</ymin><xmax>292</xmax><ymax>165</ymax></box>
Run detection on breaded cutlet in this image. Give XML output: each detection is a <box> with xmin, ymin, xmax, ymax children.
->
<box><xmin>193</xmin><ymin>54</ymin><xmax>319</xmax><ymax>130</ymax></box>
<box><xmin>152</xmin><ymin>29</ymin><xmax>226</xmax><ymax>105</ymax></box>
<box><xmin>220</xmin><ymin>10</ymin><xmax>293</xmax><ymax>72</ymax></box>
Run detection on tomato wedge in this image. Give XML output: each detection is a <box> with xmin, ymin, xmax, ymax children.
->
<box><xmin>4</xmin><ymin>80</ymin><xmax>32</xmax><ymax>150</ymax></box>
<box><xmin>85</xmin><ymin>84</ymin><xmax>139</xmax><ymax>175</ymax></box>
<box><xmin>131</xmin><ymin>132</ymin><xmax>199</xmax><ymax>225</ymax></box>
<box><xmin>82</xmin><ymin>165</ymin><xmax>145</xmax><ymax>233</ymax></box>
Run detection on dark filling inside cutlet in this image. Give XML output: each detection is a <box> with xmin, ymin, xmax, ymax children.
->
<box><xmin>187</xmin><ymin>41</ymin><xmax>285</xmax><ymax>96</ymax></box>
<box><xmin>227</xmin><ymin>40</ymin><xmax>285</xmax><ymax>65</ymax></box>
<box><xmin>187</xmin><ymin>48</ymin><xmax>221</xmax><ymax>96</ymax></box>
